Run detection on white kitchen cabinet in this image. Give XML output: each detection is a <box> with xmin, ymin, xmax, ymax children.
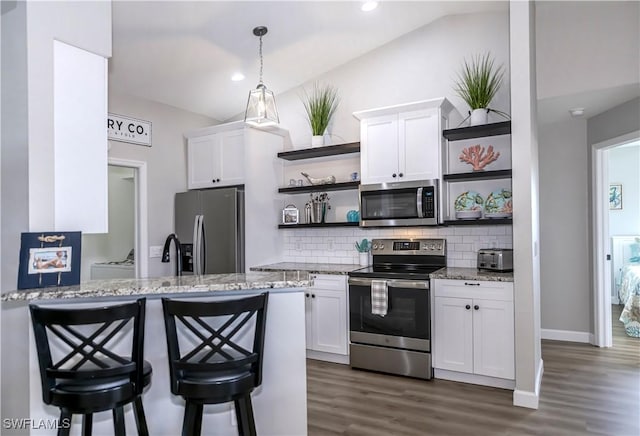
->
<box><xmin>187</xmin><ymin>128</ymin><xmax>244</xmax><ymax>189</ymax></box>
<box><xmin>433</xmin><ymin>279</ymin><xmax>514</xmax><ymax>384</ymax></box>
<box><xmin>305</xmin><ymin>274</ymin><xmax>348</xmax><ymax>360</ymax></box>
<box><xmin>354</xmin><ymin>99</ymin><xmax>456</xmax><ymax>185</ymax></box>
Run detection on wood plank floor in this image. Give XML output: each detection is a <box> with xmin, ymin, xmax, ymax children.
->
<box><xmin>307</xmin><ymin>305</ymin><xmax>639</xmax><ymax>436</ymax></box>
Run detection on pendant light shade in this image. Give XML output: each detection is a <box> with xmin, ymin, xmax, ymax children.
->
<box><xmin>245</xmin><ymin>26</ymin><xmax>279</xmax><ymax>127</ymax></box>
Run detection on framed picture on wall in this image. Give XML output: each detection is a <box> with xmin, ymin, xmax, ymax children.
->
<box><xmin>17</xmin><ymin>232</ymin><xmax>82</xmax><ymax>289</ymax></box>
<box><xmin>609</xmin><ymin>183</ymin><xmax>622</xmax><ymax>210</ymax></box>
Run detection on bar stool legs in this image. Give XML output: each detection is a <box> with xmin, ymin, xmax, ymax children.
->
<box><xmin>133</xmin><ymin>397</ymin><xmax>150</xmax><ymax>436</ymax></box>
<box><xmin>58</xmin><ymin>409</ymin><xmax>71</xmax><ymax>436</ymax></box>
<box><xmin>235</xmin><ymin>394</ymin><xmax>257</xmax><ymax>436</ymax></box>
<box><xmin>182</xmin><ymin>401</ymin><xmax>203</xmax><ymax>436</ymax></box>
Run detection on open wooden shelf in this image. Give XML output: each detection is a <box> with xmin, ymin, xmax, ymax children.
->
<box><xmin>278</xmin><ymin>181</ymin><xmax>360</xmax><ymax>194</ymax></box>
<box><xmin>443</xmin><ymin>121</ymin><xmax>511</xmax><ymax>141</ymax></box>
<box><xmin>443</xmin><ymin>218</ymin><xmax>512</xmax><ymax>226</ymax></box>
<box><xmin>277</xmin><ymin>142</ymin><xmax>360</xmax><ymax>161</ymax></box>
<box><xmin>443</xmin><ymin>169</ymin><xmax>512</xmax><ymax>182</ymax></box>
<box><xmin>278</xmin><ymin>222</ymin><xmax>359</xmax><ymax>229</ymax></box>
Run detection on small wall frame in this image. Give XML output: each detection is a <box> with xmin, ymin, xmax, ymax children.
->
<box><xmin>18</xmin><ymin>231</ymin><xmax>82</xmax><ymax>289</ymax></box>
<box><xmin>282</xmin><ymin>205</ymin><xmax>299</xmax><ymax>225</ymax></box>
<box><xmin>609</xmin><ymin>183</ymin><xmax>622</xmax><ymax>210</ymax></box>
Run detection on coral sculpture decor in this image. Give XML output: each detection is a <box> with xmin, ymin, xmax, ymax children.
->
<box><xmin>459</xmin><ymin>145</ymin><xmax>500</xmax><ymax>171</ymax></box>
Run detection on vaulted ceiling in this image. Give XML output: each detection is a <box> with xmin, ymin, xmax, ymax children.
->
<box><xmin>109</xmin><ymin>1</ymin><xmax>507</xmax><ymax>122</ymax></box>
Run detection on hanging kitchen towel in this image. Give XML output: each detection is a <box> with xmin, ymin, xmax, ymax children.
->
<box><xmin>371</xmin><ymin>280</ymin><xmax>388</xmax><ymax>316</ymax></box>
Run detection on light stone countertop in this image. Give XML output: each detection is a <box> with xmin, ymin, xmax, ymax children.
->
<box><xmin>1</xmin><ymin>271</ymin><xmax>310</xmax><ymax>302</ymax></box>
<box><xmin>250</xmin><ymin>262</ymin><xmax>365</xmax><ymax>276</ymax></box>
<box><xmin>429</xmin><ymin>267</ymin><xmax>514</xmax><ymax>282</ymax></box>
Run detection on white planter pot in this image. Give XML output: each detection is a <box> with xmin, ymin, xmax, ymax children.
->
<box><xmin>470</xmin><ymin>108</ymin><xmax>489</xmax><ymax>126</ymax></box>
<box><xmin>311</xmin><ymin>135</ymin><xmax>324</xmax><ymax>147</ymax></box>
<box><xmin>359</xmin><ymin>252</ymin><xmax>369</xmax><ymax>266</ymax></box>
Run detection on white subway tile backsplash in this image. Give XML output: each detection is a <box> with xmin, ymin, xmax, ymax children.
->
<box><xmin>280</xmin><ymin>225</ymin><xmax>512</xmax><ymax>268</ymax></box>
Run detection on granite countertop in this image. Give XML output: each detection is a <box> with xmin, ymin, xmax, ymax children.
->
<box><xmin>1</xmin><ymin>271</ymin><xmax>310</xmax><ymax>302</ymax></box>
<box><xmin>250</xmin><ymin>262</ymin><xmax>365</xmax><ymax>276</ymax></box>
<box><xmin>429</xmin><ymin>267</ymin><xmax>514</xmax><ymax>282</ymax></box>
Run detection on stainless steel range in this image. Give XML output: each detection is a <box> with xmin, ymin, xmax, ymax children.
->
<box><xmin>348</xmin><ymin>238</ymin><xmax>446</xmax><ymax>379</ymax></box>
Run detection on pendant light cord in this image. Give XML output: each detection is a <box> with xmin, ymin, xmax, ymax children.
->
<box><xmin>258</xmin><ymin>34</ymin><xmax>264</xmax><ymax>86</ymax></box>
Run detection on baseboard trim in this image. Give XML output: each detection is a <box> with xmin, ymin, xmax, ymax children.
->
<box><xmin>306</xmin><ymin>350</ymin><xmax>349</xmax><ymax>365</ymax></box>
<box><xmin>541</xmin><ymin>328</ymin><xmax>591</xmax><ymax>343</ymax></box>
<box><xmin>434</xmin><ymin>369</ymin><xmax>515</xmax><ymax>390</ymax></box>
<box><xmin>513</xmin><ymin>358</ymin><xmax>543</xmax><ymax>409</ymax></box>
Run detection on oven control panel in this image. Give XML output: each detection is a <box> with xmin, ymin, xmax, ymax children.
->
<box><xmin>370</xmin><ymin>238</ymin><xmax>446</xmax><ymax>256</ymax></box>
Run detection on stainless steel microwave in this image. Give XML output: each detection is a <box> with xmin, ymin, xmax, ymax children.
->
<box><xmin>359</xmin><ymin>179</ymin><xmax>439</xmax><ymax>227</ymax></box>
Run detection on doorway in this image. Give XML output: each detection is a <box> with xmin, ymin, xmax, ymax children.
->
<box><xmin>592</xmin><ymin>131</ymin><xmax>640</xmax><ymax>347</ymax></box>
<box><xmin>81</xmin><ymin>158</ymin><xmax>148</xmax><ymax>281</ymax></box>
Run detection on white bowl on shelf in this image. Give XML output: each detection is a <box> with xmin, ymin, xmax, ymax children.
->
<box><xmin>455</xmin><ymin>210</ymin><xmax>482</xmax><ymax>220</ymax></box>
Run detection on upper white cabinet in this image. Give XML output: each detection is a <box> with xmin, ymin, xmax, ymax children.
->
<box><xmin>433</xmin><ymin>278</ymin><xmax>515</xmax><ymax>383</ymax></box>
<box><xmin>187</xmin><ymin>127</ymin><xmax>245</xmax><ymax>189</ymax></box>
<box><xmin>54</xmin><ymin>40</ymin><xmax>108</xmax><ymax>233</ymax></box>
<box><xmin>354</xmin><ymin>98</ymin><xmax>456</xmax><ymax>185</ymax></box>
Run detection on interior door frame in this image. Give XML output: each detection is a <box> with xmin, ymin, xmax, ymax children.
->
<box><xmin>108</xmin><ymin>157</ymin><xmax>148</xmax><ymax>279</ymax></box>
<box><xmin>591</xmin><ymin>130</ymin><xmax>640</xmax><ymax>347</ymax></box>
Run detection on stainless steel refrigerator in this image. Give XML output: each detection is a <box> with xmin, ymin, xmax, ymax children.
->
<box><xmin>174</xmin><ymin>187</ymin><xmax>245</xmax><ymax>275</ymax></box>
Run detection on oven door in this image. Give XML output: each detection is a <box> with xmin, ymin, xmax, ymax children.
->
<box><xmin>348</xmin><ymin>277</ymin><xmax>430</xmax><ymax>352</ymax></box>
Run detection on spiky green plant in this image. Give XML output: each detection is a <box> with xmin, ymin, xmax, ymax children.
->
<box><xmin>454</xmin><ymin>53</ymin><xmax>504</xmax><ymax>110</ymax></box>
<box><xmin>301</xmin><ymin>82</ymin><xmax>340</xmax><ymax>136</ymax></box>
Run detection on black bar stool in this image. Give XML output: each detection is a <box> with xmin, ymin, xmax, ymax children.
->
<box><xmin>29</xmin><ymin>298</ymin><xmax>152</xmax><ymax>436</ymax></box>
<box><xmin>162</xmin><ymin>293</ymin><xmax>269</xmax><ymax>436</ymax></box>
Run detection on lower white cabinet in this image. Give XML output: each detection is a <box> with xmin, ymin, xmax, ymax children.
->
<box><xmin>305</xmin><ymin>274</ymin><xmax>348</xmax><ymax>359</ymax></box>
<box><xmin>433</xmin><ymin>279</ymin><xmax>514</xmax><ymax>384</ymax></box>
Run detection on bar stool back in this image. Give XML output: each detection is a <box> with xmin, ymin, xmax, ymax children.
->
<box><xmin>29</xmin><ymin>298</ymin><xmax>151</xmax><ymax>436</ymax></box>
<box><xmin>162</xmin><ymin>293</ymin><xmax>269</xmax><ymax>436</ymax></box>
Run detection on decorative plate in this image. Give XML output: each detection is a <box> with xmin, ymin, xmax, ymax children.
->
<box><xmin>454</xmin><ymin>191</ymin><xmax>484</xmax><ymax>212</ymax></box>
<box><xmin>484</xmin><ymin>188</ymin><xmax>513</xmax><ymax>217</ymax></box>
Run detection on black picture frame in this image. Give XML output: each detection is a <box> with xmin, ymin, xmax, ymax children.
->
<box><xmin>17</xmin><ymin>231</ymin><xmax>82</xmax><ymax>290</ymax></box>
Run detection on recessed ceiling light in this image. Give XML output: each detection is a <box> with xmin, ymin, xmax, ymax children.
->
<box><xmin>361</xmin><ymin>1</ymin><xmax>378</xmax><ymax>12</ymax></box>
<box><xmin>231</xmin><ymin>72</ymin><xmax>245</xmax><ymax>82</ymax></box>
<box><xmin>569</xmin><ymin>107</ymin><xmax>585</xmax><ymax>117</ymax></box>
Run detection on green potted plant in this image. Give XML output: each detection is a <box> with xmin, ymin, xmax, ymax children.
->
<box><xmin>301</xmin><ymin>82</ymin><xmax>340</xmax><ymax>147</ymax></box>
<box><xmin>453</xmin><ymin>53</ymin><xmax>506</xmax><ymax>125</ymax></box>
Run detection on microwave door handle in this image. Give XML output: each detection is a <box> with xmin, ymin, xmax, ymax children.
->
<box><xmin>416</xmin><ymin>187</ymin><xmax>424</xmax><ymax>218</ymax></box>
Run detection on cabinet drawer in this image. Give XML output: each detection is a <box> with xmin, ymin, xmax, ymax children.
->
<box><xmin>309</xmin><ymin>274</ymin><xmax>347</xmax><ymax>291</ymax></box>
<box><xmin>433</xmin><ymin>279</ymin><xmax>513</xmax><ymax>301</ymax></box>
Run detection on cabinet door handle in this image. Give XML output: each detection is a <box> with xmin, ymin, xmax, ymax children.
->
<box><xmin>216</xmin><ymin>178</ymin><xmax>220</xmax><ymax>182</ymax></box>
<box><xmin>392</xmin><ymin>173</ymin><xmax>397</xmax><ymax>178</ymax></box>
<box><xmin>399</xmin><ymin>173</ymin><xmax>403</xmax><ymax>177</ymax></box>
<box><xmin>465</xmin><ymin>304</ymin><xmax>471</xmax><ymax>310</ymax></box>
<box><xmin>212</xmin><ymin>179</ymin><xmax>216</xmax><ymax>183</ymax></box>
<box><xmin>306</xmin><ymin>293</ymin><xmax>310</xmax><ymax>298</ymax></box>
<box><xmin>312</xmin><ymin>294</ymin><xmax>316</xmax><ymax>298</ymax></box>
<box><xmin>464</xmin><ymin>282</ymin><xmax>480</xmax><ymax>286</ymax></box>
<box><xmin>474</xmin><ymin>305</ymin><xmax>480</xmax><ymax>310</ymax></box>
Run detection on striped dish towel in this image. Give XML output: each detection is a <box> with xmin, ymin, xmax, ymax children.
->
<box><xmin>371</xmin><ymin>280</ymin><xmax>388</xmax><ymax>316</ymax></box>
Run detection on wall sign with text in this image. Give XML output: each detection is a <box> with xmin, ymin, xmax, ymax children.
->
<box><xmin>107</xmin><ymin>114</ymin><xmax>152</xmax><ymax>146</ymax></box>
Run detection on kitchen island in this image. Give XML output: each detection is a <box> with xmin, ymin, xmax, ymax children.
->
<box><xmin>1</xmin><ymin>272</ymin><xmax>309</xmax><ymax>435</ymax></box>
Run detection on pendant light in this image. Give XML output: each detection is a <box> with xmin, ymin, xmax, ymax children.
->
<box><xmin>244</xmin><ymin>26</ymin><xmax>279</xmax><ymax>127</ymax></box>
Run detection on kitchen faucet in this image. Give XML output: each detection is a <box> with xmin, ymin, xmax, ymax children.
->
<box><xmin>162</xmin><ymin>234</ymin><xmax>183</xmax><ymax>277</ymax></box>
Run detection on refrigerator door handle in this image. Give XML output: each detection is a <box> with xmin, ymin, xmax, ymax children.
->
<box><xmin>192</xmin><ymin>215</ymin><xmax>201</xmax><ymax>276</ymax></box>
<box><xmin>199</xmin><ymin>214</ymin><xmax>206</xmax><ymax>275</ymax></box>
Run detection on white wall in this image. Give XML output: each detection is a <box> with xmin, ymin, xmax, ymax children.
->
<box><xmin>81</xmin><ymin>166</ymin><xmax>135</xmax><ymax>281</ymax></box>
<box><xmin>107</xmin><ymin>91</ymin><xmax>215</xmax><ymax>278</ymax></box>
<box><xmin>259</xmin><ymin>10</ymin><xmax>513</xmax><ymax>268</ymax></box>
<box><xmin>268</xmin><ymin>11</ymin><xmax>511</xmax><ymax>148</ymax></box>
<box><xmin>1</xmin><ymin>0</ymin><xmax>28</xmax><ymax>293</ymax></box>
<box><xmin>26</xmin><ymin>0</ymin><xmax>112</xmax><ymax>231</ymax></box>
<box><xmin>510</xmin><ymin>0</ymin><xmax>542</xmax><ymax>409</ymax></box>
<box><xmin>539</xmin><ymin>119</ymin><xmax>590</xmax><ymax>333</ymax></box>
<box><xmin>608</xmin><ymin>145</ymin><xmax>640</xmax><ymax>236</ymax></box>
<box><xmin>536</xmin><ymin>1</ymin><xmax>640</xmax><ymax>100</ymax></box>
